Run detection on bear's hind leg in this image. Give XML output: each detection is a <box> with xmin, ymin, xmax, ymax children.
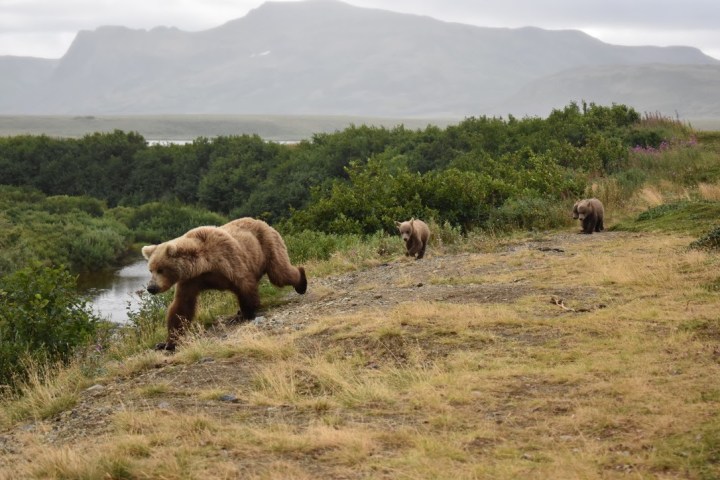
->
<box><xmin>416</xmin><ymin>242</ymin><xmax>426</xmax><ymax>260</ymax></box>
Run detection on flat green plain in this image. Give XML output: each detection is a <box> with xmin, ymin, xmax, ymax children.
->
<box><xmin>0</xmin><ymin>114</ymin><xmax>458</xmax><ymax>142</ymax></box>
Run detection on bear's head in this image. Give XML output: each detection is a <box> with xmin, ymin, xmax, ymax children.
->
<box><xmin>572</xmin><ymin>201</ymin><xmax>581</xmax><ymax>219</ymax></box>
<box><xmin>395</xmin><ymin>218</ymin><xmax>416</xmax><ymax>243</ymax></box>
<box><xmin>575</xmin><ymin>200</ymin><xmax>592</xmax><ymax>220</ymax></box>
<box><xmin>141</xmin><ymin>240</ymin><xmax>197</xmax><ymax>294</ymax></box>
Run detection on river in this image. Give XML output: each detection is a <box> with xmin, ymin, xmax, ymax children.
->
<box><xmin>78</xmin><ymin>258</ymin><xmax>150</xmax><ymax>324</ymax></box>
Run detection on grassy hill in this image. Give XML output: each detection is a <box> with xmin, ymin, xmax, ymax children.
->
<box><xmin>0</xmin><ymin>227</ymin><xmax>719</xmax><ymax>478</ymax></box>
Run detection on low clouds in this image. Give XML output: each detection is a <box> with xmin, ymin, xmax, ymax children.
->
<box><xmin>1</xmin><ymin>0</ymin><xmax>719</xmax><ymax>59</ymax></box>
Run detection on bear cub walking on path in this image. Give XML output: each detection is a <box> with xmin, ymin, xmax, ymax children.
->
<box><xmin>395</xmin><ymin>218</ymin><xmax>430</xmax><ymax>259</ymax></box>
<box><xmin>142</xmin><ymin>218</ymin><xmax>307</xmax><ymax>351</ymax></box>
<box><xmin>572</xmin><ymin>198</ymin><xmax>605</xmax><ymax>234</ymax></box>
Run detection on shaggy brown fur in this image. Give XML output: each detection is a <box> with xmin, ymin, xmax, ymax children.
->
<box><xmin>222</xmin><ymin>218</ymin><xmax>307</xmax><ymax>294</ymax></box>
<box><xmin>572</xmin><ymin>198</ymin><xmax>605</xmax><ymax>234</ymax></box>
<box><xmin>142</xmin><ymin>219</ymin><xmax>306</xmax><ymax>351</ymax></box>
<box><xmin>395</xmin><ymin>218</ymin><xmax>430</xmax><ymax>259</ymax></box>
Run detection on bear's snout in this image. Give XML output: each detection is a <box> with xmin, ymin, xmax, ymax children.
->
<box><xmin>147</xmin><ymin>284</ymin><xmax>161</xmax><ymax>295</ymax></box>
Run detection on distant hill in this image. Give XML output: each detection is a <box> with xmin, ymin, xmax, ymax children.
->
<box><xmin>501</xmin><ymin>64</ymin><xmax>720</xmax><ymax>118</ymax></box>
<box><xmin>1</xmin><ymin>0</ymin><xmax>718</xmax><ymax>119</ymax></box>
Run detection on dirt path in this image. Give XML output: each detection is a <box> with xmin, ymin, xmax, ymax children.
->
<box><xmin>262</xmin><ymin>231</ymin><xmax>621</xmax><ymax>328</ymax></box>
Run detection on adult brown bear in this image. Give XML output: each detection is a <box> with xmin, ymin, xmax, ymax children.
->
<box><xmin>572</xmin><ymin>198</ymin><xmax>604</xmax><ymax>234</ymax></box>
<box><xmin>142</xmin><ymin>219</ymin><xmax>306</xmax><ymax>351</ymax></box>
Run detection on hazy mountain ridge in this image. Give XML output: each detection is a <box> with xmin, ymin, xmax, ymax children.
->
<box><xmin>503</xmin><ymin>64</ymin><xmax>720</xmax><ymax>118</ymax></box>
<box><xmin>1</xmin><ymin>0</ymin><xmax>718</xmax><ymax>118</ymax></box>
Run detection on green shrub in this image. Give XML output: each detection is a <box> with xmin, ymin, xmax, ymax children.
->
<box><xmin>65</xmin><ymin>222</ymin><xmax>132</xmax><ymax>271</ymax></box>
<box><xmin>427</xmin><ymin>219</ymin><xmax>463</xmax><ymax>247</ymax></box>
<box><xmin>489</xmin><ymin>196</ymin><xmax>574</xmax><ymax>232</ymax></box>
<box><xmin>690</xmin><ymin>226</ymin><xmax>720</xmax><ymax>251</ymax></box>
<box><xmin>0</xmin><ymin>263</ymin><xmax>99</xmax><ymax>386</ymax></box>
<box><xmin>283</xmin><ymin>230</ymin><xmax>350</xmax><ymax>262</ymax></box>
<box><xmin>0</xmin><ymin>187</ymin><xmax>133</xmax><ymax>274</ymax></box>
<box><xmin>42</xmin><ymin>195</ymin><xmax>106</xmax><ymax>217</ymax></box>
<box><xmin>120</xmin><ymin>202</ymin><xmax>227</xmax><ymax>243</ymax></box>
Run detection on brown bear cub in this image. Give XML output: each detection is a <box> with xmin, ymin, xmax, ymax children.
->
<box><xmin>572</xmin><ymin>198</ymin><xmax>604</xmax><ymax>234</ymax></box>
<box><xmin>395</xmin><ymin>218</ymin><xmax>430</xmax><ymax>259</ymax></box>
<box><xmin>142</xmin><ymin>218</ymin><xmax>307</xmax><ymax>351</ymax></box>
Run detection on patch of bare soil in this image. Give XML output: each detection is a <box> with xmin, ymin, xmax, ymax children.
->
<box><xmin>0</xmin><ymin>231</ymin><xmax>627</xmax><ymax>457</ymax></box>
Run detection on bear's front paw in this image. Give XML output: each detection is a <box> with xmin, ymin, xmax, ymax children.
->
<box><xmin>154</xmin><ymin>342</ymin><xmax>176</xmax><ymax>352</ymax></box>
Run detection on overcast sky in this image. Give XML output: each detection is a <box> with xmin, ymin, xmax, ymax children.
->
<box><xmin>1</xmin><ymin>0</ymin><xmax>719</xmax><ymax>60</ymax></box>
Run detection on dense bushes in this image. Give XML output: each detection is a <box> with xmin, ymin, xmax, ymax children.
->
<box><xmin>0</xmin><ymin>186</ymin><xmax>133</xmax><ymax>275</ymax></box>
<box><xmin>0</xmin><ymin>102</ymin><xmax>702</xmax><ymax>265</ymax></box>
<box><xmin>114</xmin><ymin>202</ymin><xmax>227</xmax><ymax>244</ymax></box>
<box><xmin>283</xmin><ymin>147</ymin><xmax>585</xmax><ymax>234</ymax></box>
<box><xmin>0</xmin><ymin>263</ymin><xmax>99</xmax><ymax>386</ymax></box>
<box><xmin>0</xmin><ymin>187</ymin><xmax>230</xmax><ymax>275</ymax></box>
<box><xmin>0</xmin><ymin>103</ymin><xmax>691</xmax><ymax>230</ymax></box>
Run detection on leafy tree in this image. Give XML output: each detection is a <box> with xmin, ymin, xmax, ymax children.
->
<box><xmin>197</xmin><ymin>135</ymin><xmax>284</xmax><ymax>214</ymax></box>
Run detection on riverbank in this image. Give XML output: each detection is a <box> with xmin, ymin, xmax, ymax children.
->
<box><xmin>77</xmin><ymin>257</ymin><xmax>149</xmax><ymax>324</ymax></box>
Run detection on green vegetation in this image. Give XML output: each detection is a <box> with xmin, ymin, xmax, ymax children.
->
<box><xmin>1</xmin><ymin>101</ymin><xmax>683</xmax><ymax>275</ymax></box>
<box><xmin>690</xmin><ymin>226</ymin><xmax>720</xmax><ymax>251</ymax></box>
<box><xmin>615</xmin><ymin>201</ymin><xmax>720</xmax><ymax>236</ymax></box>
<box><xmin>0</xmin><ymin>102</ymin><xmax>645</xmax><ymax>231</ymax></box>
<box><xmin>0</xmin><ymin>186</ymin><xmax>132</xmax><ymax>274</ymax></box>
<box><xmin>1</xmin><ymin>103</ymin><xmax>720</xmax><ymax>478</ymax></box>
<box><xmin>0</xmin><ymin>263</ymin><xmax>99</xmax><ymax>385</ymax></box>
<box><xmin>0</xmin><ymin>105</ymin><xmax>716</xmax><ymax>378</ymax></box>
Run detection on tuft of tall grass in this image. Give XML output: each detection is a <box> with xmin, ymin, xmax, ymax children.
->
<box><xmin>698</xmin><ymin>182</ymin><xmax>720</xmax><ymax>201</ymax></box>
<box><xmin>1</xmin><ymin>359</ymin><xmax>87</xmax><ymax>424</ymax></box>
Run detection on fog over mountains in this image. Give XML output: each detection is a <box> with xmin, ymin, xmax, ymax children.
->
<box><xmin>1</xmin><ymin>0</ymin><xmax>719</xmax><ymax>119</ymax></box>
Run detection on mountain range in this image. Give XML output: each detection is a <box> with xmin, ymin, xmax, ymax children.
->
<box><xmin>1</xmin><ymin>0</ymin><xmax>719</xmax><ymax>119</ymax></box>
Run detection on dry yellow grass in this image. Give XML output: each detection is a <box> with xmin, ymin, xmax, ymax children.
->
<box><xmin>634</xmin><ymin>185</ymin><xmax>665</xmax><ymax>209</ymax></box>
<box><xmin>1</xmin><ymin>231</ymin><xmax>719</xmax><ymax>479</ymax></box>
<box><xmin>698</xmin><ymin>182</ymin><xmax>720</xmax><ymax>201</ymax></box>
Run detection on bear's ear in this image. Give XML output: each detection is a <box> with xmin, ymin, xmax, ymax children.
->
<box><xmin>141</xmin><ymin>245</ymin><xmax>157</xmax><ymax>260</ymax></box>
<box><xmin>165</xmin><ymin>243</ymin><xmax>180</xmax><ymax>258</ymax></box>
<box><xmin>187</xmin><ymin>227</ymin><xmax>210</xmax><ymax>242</ymax></box>
<box><xmin>395</xmin><ymin>221</ymin><xmax>401</xmax><ymax>228</ymax></box>
<box><xmin>166</xmin><ymin>240</ymin><xmax>198</xmax><ymax>259</ymax></box>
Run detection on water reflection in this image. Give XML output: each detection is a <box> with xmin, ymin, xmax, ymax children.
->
<box><xmin>79</xmin><ymin>259</ymin><xmax>150</xmax><ymax>324</ymax></box>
